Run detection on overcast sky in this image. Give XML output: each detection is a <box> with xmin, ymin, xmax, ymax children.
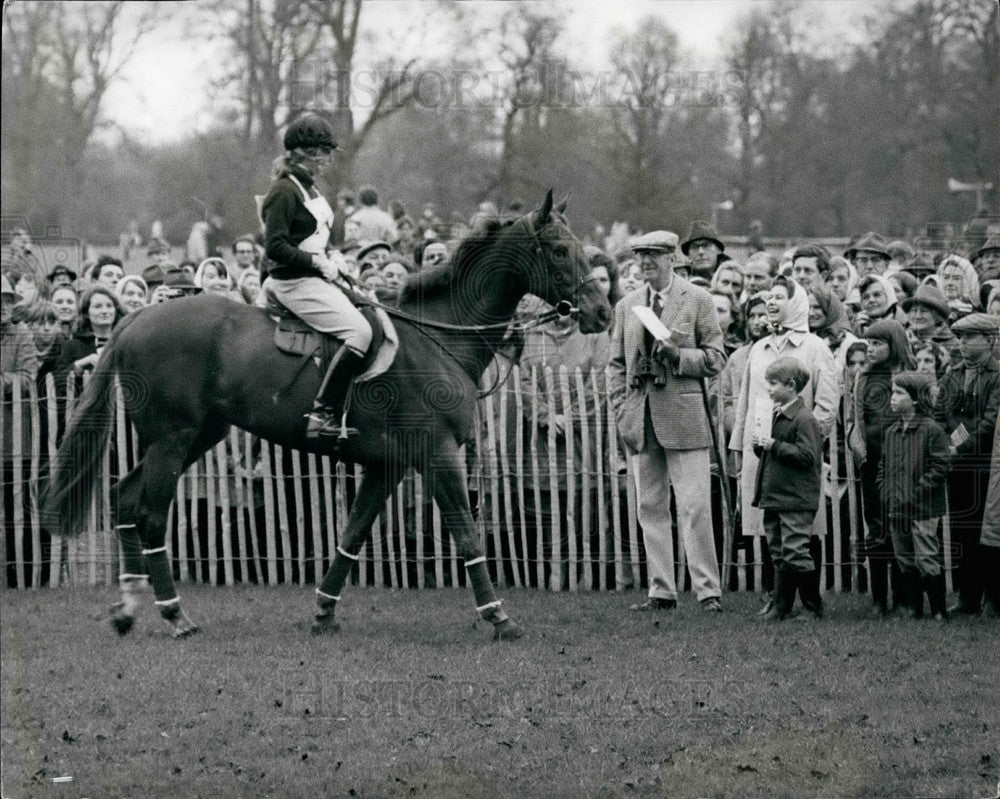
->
<box><xmin>103</xmin><ymin>0</ymin><xmax>875</xmax><ymax>144</ymax></box>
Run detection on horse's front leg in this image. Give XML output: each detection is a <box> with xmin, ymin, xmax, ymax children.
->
<box><xmin>430</xmin><ymin>447</ymin><xmax>524</xmax><ymax>641</ymax></box>
<box><xmin>311</xmin><ymin>470</ymin><xmax>398</xmax><ymax>634</ymax></box>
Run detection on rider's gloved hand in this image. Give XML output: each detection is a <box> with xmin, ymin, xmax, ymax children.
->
<box><xmin>312</xmin><ymin>250</ymin><xmax>346</xmax><ymax>282</ymax></box>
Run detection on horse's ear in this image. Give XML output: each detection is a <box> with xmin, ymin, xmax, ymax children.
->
<box><xmin>556</xmin><ymin>195</ymin><xmax>569</xmax><ymax>215</ymax></box>
<box><xmin>534</xmin><ymin>189</ymin><xmax>554</xmax><ymax>230</ymax></box>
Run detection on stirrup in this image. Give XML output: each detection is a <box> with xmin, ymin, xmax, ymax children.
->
<box><xmin>305</xmin><ymin>408</ymin><xmax>358</xmax><ymax>440</ymax></box>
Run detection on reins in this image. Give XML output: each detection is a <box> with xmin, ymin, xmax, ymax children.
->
<box><xmin>330</xmin><ymin>219</ymin><xmax>600</xmax><ymax>397</ymax></box>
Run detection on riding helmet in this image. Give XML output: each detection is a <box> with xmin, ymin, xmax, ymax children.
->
<box><xmin>283</xmin><ymin>113</ymin><xmax>337</xmax><ymax>152</ymax></box>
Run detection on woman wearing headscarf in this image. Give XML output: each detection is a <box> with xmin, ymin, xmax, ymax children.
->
<box><xmin>936</xmin><ymin>254</ymin><xmax>979</xmax><ymax>318</ymax></box>
<box><xmin>807</xmin><ymin>283</ymin><xmax>862</xmax><ymax>588</ymax></box>
<box><xmin>807</xmin><ymin>283</ymin><xmax>859</xmax><ymax>370</ymax></box>
<box><xmin>115</xmin><ymin>274</ymin><xmax>149</xmax><ymax>314</ymax></box>
<box><xmin>729</xmin><ymin>277</ymin><xmax>841</xmax><ymax>608</ymax></box>
<box><xmin>848</xmin><ymin>318</ymin><xmax>915</xmax><ymax>617</ymax></box>
<box><xmin>826</xmin><ymin>256</ymin><xmax>859</xmax><ymax>304</ymax></box>
<box><xmin>854</xmin><ymin>274</ymin><xmax>905</xmax><ymax>336</ymax></box>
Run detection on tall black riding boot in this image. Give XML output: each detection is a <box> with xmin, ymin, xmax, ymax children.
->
<box><xmin>981</xmin><ymin>545</ymin><xmax>1000</xmax><ymax>616</ymax></box>
<box><xmin>799</xmin><ymin>569</ymin><xmax>824</xmax><ymax>619</ymax></box>
<box><xmin>764</xmin><ymin>569</ymin><xmax>798</xmax><ymax>621</ymax></box>
<box><xmin>869</xmin><ymin>556</ymin><xmax>889</xmax><ymax>617</ymax></box>
<box><xmin>927</xmin><ymin>573</ymin><xmax>948</xmax><ymax>622</ymax></box>
<box><xmin>306</xmin><ymin>346</ymin><xmax>367</xmax><ymax>441</ymax></box>
<box><xmin>891</xmin><ymin>558</ymin><xmax>909</xmax><ymax>614</ymax></box>
<box><xmin>905</xmin><ymin>570</ymin><xmax>923</xmax><ymax>619</ymax></box>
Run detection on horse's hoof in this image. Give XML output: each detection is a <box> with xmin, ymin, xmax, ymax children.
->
<box><xmin>492</xmin><ymin>619</ymin><xmax>524</xmax><ymax>641</ymax></box>
<box><xmin>171</xmin><ymin>623</ymin><xmax>198</xmax><ymax>638</ymax></box>
<box><xmin>110</xmin><ymin>604</ymin><xmax>134</xmax><ymax>636</ymax></box>
<box><xmin>161</xmin><ymin>604</ymin><xmax>198</xmax><ymax>638</ymax></box>
<box><xmin>310</xmin><ymin>616</ymin><xmax>341</xmax><ymax>635</ymax></box>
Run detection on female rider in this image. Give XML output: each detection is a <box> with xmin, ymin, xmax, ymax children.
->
<box><xmin>258</xmin><ymin>113</ymin><xmax>373</xmax><ymax>442</ymax></box>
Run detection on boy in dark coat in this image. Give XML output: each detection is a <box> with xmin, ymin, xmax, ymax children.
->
<box><xmin>934</xmin><ymin>313</ymin><xmax>999</xmax><ymax>615</ymax></box>
<box><xmin>752</xmin><ymin>357</ymin><xmax>824</xmax><ymax>619</ymax></box>
<box><xmin>878</xmin><ymin>372</ymin><xmax>951</xmax><ymax>620</ymax></box>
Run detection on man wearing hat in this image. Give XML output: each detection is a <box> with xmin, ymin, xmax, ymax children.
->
<box><xmin>356</xmin><ymin>240</ymin><xmax>392</xmax><ymax>269</ymax></box>
<box><xmin>970</xmin><ymin>235</ymin><xmax>1000</xmax><ymax>282</ymax></box>
<box><xmin>844</xmin><ymin>232</ymin><xmax>891</xmax><ymax>279</ymax></box>
<box><xmin>886</xmin><ymin>240</ymin><xmax>915</xmax><ymax>275</ymax></box>
<box><xmin>142</xmin><ymin>264</ymin><xmax>166</xmax><ymax>290</ymax></box>
<box><xmin>902</xmin><ymin>284</ymin><xmax>961</xmax><ymax>367</ymax></box>
<box><xmin>903</xmin><ymin>252</ymin><xmax>937</xmax><ymax>280</ymax></box>
<box><xmin>46</xmin><ymin>264</ymin><xmax>77</xmax><ymax>289</ymax></box>
<box><xmin>935</xmin><ymin>313</ymin><xmax>999</xmax><ymax>615</ymax></box>
<box><xmin>152</xmin><ymin>266</ymin><xmax>202</xmax><ymax>302</ymax></box>
<box><xmin>680</xmin><ymin>221</ymin><xmax>726</xmax><ymax>281</ymax></box>
<box><xmin>608</xmin><ymin>230</ymin><xmax>726</xmax><ymax>613</ymax></box>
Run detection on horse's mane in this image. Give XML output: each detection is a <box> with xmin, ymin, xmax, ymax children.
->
<box><xmin>400</xmin><ymin>213</ymin><xmax>523</xmax><ymax>304</ymax></box>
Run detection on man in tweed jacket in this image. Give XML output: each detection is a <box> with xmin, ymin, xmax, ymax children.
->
<box><xmin>608</xmin><ymin>231</ymin><xmax>727</xmax><ymax>612</ymax></box>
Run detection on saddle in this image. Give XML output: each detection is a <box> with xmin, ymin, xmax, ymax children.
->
<box><xmin>271</xmin><ymin>305</ymin><xmax>388</xmax><ymax>377</ymax></box>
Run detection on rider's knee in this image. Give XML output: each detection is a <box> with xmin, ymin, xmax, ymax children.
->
<box><xmin>346</xmin><ymin>317</ymin><xmax>374</xmax><ymax>354</ymax></box>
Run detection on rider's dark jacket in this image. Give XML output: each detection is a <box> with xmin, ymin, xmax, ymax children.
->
<box><xmin>261</xmin><ymin>165</ymin><xmax>325</xmax><ymax>281</ymax></box>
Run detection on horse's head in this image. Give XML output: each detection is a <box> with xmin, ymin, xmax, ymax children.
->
<box><xmin>523</xmin><ymin>190</ymin><xmax>612</xmax><ymax>334</ymax></box>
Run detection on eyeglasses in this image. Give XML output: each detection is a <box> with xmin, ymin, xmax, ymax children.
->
<box><xmin>235</xmin><ymin>249</ymin><xmax>255</xmax><ymax>255</ymax></box>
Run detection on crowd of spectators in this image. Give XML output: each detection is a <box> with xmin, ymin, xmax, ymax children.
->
<box><xmin>2</xmin><ymin>199</ymin><xmax>998</xmax><ymax>614</ymax></box>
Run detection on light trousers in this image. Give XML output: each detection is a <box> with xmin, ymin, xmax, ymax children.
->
<box><xmin>259</xmin><ymin>276</ymin><xmax>373</xmax><ymax>355</ymax></box>
<box><xmin>889</xmin><ymin>516</ymin><xmax>942</xmax><ymax>577</ymax></box>
<box><xmin>633</xmin><ymin>415</ymin><xmax>721</xmax><ymax>601</ymax></box>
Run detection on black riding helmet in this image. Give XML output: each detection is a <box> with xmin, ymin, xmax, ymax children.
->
<box><xmin>283</xmin><ymin>113</ymin><xmax>337</xmax><ymax>152</ymax></box>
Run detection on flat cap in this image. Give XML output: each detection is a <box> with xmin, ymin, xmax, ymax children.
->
<box><xmin>631</xmin><ymin>231</ymin><xmax>679</xmax><ymax>254</ymax></box>
<box><xmin>951</xmin><ymin>312</ymin><xmax>999</xmax><ymax>336</ymax></box>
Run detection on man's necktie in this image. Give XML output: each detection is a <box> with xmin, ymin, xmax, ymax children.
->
<box><xmin>645</xmin><ymin>292</ymin><xmax>662</xmax><ymax>356</ymax></box>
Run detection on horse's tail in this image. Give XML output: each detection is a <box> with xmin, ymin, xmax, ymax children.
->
<box><xmin>42</xmin><ymin>315</ymin><xmax>137</xmax><ymax>538</ymax></box>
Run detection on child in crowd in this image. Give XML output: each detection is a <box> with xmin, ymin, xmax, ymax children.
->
<box><xmin>878</xmin><ymin>372</ymin><xmax>951</xmax><ymax>620</ymax></box>
<box><xmin>752</xmin><ymin>357</ymin><xmax>824</xmax><ymax>620</ymax></box>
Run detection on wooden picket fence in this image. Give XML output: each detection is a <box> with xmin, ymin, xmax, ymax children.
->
<box><xmin>2</xmin><ymin>368</ymin><xmax>954</xmax><ymax>594</ymax></box>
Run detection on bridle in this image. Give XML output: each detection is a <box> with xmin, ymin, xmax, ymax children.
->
<box><xmin>333</xmin><ymin>217</ymin><xmax>601</xmax><ymax>396</ymax></box>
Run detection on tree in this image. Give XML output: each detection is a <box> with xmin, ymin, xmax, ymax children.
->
<box><xmin>208</xmin><ymin>0</ymin><xmax>421</xmax><ymax>197</ymax></box>
<box><xmin>1</xmin><ymin>1</ymin><xmax>156</xmax><ymax>230</ymax></box>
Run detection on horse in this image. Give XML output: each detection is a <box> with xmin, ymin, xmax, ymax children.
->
<box><xmin>43</xmin><ymin>191</ymin><xmax>612</xmax><ymax>640</ymax></box>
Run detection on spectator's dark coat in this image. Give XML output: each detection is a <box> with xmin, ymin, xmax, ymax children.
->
<box><xmin>935</xmin><ymin>358</ymin><xmax>999</xmax><ymax>464</ymax></box>
<box><xmin>752</xmin><ymin>396</ymin><xmax>822</xmax><ymax>512</ymax></box>
<box><xmin>877</xmin><ymin>416</ymin><xmax>950</xmax><ymax>519</ymax></box>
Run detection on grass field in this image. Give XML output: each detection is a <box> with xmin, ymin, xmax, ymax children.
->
<box><xmin>2</xmin><ymin>584</ymin><xmax>997</xmax><ymax>799</ymax></box>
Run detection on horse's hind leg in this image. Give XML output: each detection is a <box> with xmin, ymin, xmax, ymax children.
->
<box><xmin>140</xmin><ymin>430</ymin><xmax>200</xmax><ymax>637</ymax></box>
<box><xmin>110</xmin><ymin>466</ymin><xmax>148</xmax><ymax>634</ymax></box>
<box><xmin>311</xmin><ymin>470</ymin><xmax>397</xmax><ymax>634</ymax></box>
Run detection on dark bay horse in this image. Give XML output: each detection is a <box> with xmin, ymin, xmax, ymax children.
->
<box><xmin>44</xmin><ymin>191</ymin><xmax>612</xmax><ymax>640</ymax></box>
